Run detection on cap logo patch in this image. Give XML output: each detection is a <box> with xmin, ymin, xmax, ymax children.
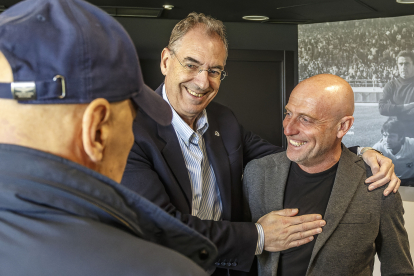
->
<box><xmin>11</xmin><ymin>82</ymin><xmax>36</xmax><ymax>100</ymax></box>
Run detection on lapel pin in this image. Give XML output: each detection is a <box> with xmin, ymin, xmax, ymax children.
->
<box><xmin>215</xmin><ymin>131</ymin><xmax>220</xmax><ymax>136</ymax></box>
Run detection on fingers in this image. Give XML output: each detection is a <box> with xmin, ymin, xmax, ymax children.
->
<box><xmin>384</xmin><ymin>173</ymin><xmax>400</xmax><ymax>195</ymax></box>
<box><xmin>266</xmin><ymin>227</ymin><xmax>322</xmax><ymax>252</ymax></box>
<box><xmin>286</xmin><ymin>227</ymin><xmax>324</xmax><ymax>248</ymax></box>
<box><xmin>366</xmin><ymin>165</ymin><xmax>392</xmax><ymax>191</ymax></box>
<box><xmin>363</xmin><ymin>154</ymin><xmax>400</xmax><ymax>195</ymax></box>
<box><xmin>365</xmin><ymin>155</ymin><xmax>393</xmax><ymax>190</ymax></box>
<box><xmin>287</xmin><ymin>235</ymin><xmax>314</xmax><ymax>249</ymax></box>
<box><xmin>393</xmin><ymin>176</ymin><xmax>401</xmax><ymax>193</ymax></box>
<box><xmin>272</xmin><ymin>208</ymin><xmax>299</xmax><ymax>217</ymax></box>
<box><xmin>288</xmin><ymin>219</ymin><xmax>326</xmax><ymax>234</ymax></box>
<box><xmin>285</xmin><ymin>213</ymin><xmax>323</xmax><ymax>226</ymax></box>
<box><xmin>362</xmin><ymin>149</ymin><xmax>380</xmax><ymax>175</ymax></box>
<box><xmin>259</xmin><ymin>211</ymin><xmax>326</xmax><ymax>252</ymax></box>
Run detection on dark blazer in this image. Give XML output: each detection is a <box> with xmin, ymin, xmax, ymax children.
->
<box><xmin>243</xmin><ymin>146</ymin><xmax>414</xmax><ymax>276</ymax></box>
<box><xmin>121</xmin><ymin>84</ymin><xmax>282</xmax><ymax>273</ymax></box>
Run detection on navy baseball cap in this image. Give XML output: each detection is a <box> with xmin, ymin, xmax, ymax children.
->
<box><xmin>0</xmin><ymin>0</ymin><xmax>171</xmax><ymax>126</ymax></box>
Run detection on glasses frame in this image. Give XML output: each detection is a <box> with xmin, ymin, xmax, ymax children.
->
<box><xmin>170</xmin><ymin>51</ymin><xmax>227</xmax><ymax>81</ymax></box>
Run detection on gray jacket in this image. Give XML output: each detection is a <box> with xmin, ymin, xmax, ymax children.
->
<box><xmin>242</xmin><ymin>146</ymin><xmax>414</xmax><ymax>276</ymax></box>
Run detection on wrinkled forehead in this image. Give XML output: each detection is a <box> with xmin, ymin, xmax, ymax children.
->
<box><xmin>173</xmin><ymin>28</ymin><xmax>227</xmax><ymax>64</ymax></box>
<box><xmin>286</xmin><ymin>86</ymin><xmax>326</xmax><ymax>115</ymax></box>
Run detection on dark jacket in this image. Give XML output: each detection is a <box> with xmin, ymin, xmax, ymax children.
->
<box><xmin>0</xmin><ymin>144</ymin><xmax>216</xmax><ymax>276</ymax></box>
<box><xmin>122</xmin><ymin>84</ymin><xmax>283</xmax><ymax>274</ymax></box>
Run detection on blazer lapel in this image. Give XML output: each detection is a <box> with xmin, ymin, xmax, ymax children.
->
<box><xmin>155</xmin><ymin>83</ymin><xmax>192</xmax><ymax>208</ymax></box>
<box><xmin>266</xmin><ymin>152</ymin><xmax>291</xmax><ymax>212</ymax></box>
<box><xmin>308</xmin><ymin>147</ymin><xmax>366</xmax><ymax>269</ymax></box>
<box><xmin>204</xmin><ymin>115</ymin><xmax>232</xmax><ymax>220</ymax></box>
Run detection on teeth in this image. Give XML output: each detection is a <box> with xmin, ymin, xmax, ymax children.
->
<box><xmin>290</xmin><ymin>140</ymin><xmax>307</xmax><ymax>147</ymax></box>
<box><xmin>187</xmin><ymin>88</ymin><xmax>203</xmax><ymax>98</ymax></box>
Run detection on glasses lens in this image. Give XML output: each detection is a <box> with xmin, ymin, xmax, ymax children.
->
<box><xmin>173</xmin><ymin>52</ymin><xmax>227</xmax><ymax>81</ymax></box>
<box><xmin>220</xmin><ymin>71</ymin><xmax>227</xmax><ymax>81</ymax></box>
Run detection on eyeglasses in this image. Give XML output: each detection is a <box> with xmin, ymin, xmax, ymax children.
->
<box><xmin>171</xmin><ymin>51</ymin><xmax>227</xmax><ymax>81</ymax></box>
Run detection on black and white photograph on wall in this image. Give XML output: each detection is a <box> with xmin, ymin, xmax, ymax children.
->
<box><xmin>298</xmin><ymin>16</ymin><xmax>414</xmax><ymax>186</ymax></box>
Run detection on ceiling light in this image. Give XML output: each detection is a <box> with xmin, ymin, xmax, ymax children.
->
<box><xmin>242</xmin><ymin>15</ymin><xmax>269</xmax><ymax>21</ymax></box>
<box><xmin>397</xmin><ymin>0</ymin><xmax>414</xmax><ymax>3</ymax></box>
<box><xmin>265</xmin><ymin>19</ymin><xmax>310</xmax><ymax>24</ymax></box>
<box><xmin>99</xmin><ymin>6</ymin><xmax>163</xmax><ymax>17</ymax></box>
<box><xmin>163</xmin><ymin>5</ymin><xmax>174</xmax><ymax>10</ymax></box>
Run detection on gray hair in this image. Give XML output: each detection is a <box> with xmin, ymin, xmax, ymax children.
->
<box><xmin>168</xmin><ymin>12</ymin><xmax>228</xmax><ymax>56</ymax></box>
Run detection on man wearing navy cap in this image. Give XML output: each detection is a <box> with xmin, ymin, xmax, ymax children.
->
<box><xmin>0</xmin><ymin>0</ymin><xmax>216</xmax><ymax>275</ymax></box>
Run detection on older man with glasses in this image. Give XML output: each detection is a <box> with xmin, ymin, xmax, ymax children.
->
<box><xmin>121</xmin><ymin>12</ymin><xmax>400</xmax><ymax>275</ymax></box>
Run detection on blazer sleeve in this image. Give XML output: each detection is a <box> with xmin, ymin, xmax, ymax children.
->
<box><xmin>241</xmin><ymin>126</ymin><xmax>284</xmax><ymax>167</ymax></box>
<box><xmin>375</xmin><ymin>191</ymin><xmax>414</xmax><ymax>275</ymax></box>
<box><xmin>122</xmin><ymin>137</ymin><xmax>258</xmax><ymax>273</ymax></box>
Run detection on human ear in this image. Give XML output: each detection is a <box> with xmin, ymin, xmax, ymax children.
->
<box><xmin>82</xmin><ymin>98</ymin><xmax>111</xmax><ymax>163</ymax></box>
<box><xmin>337</xmin><ymin>116</ymin><xmax>354</xmax><ymax>139</ymax></box>
<box><xmin>160</xmin><ymin>48</ymin><xmax>171</xmax><ymax>76</ymax></box>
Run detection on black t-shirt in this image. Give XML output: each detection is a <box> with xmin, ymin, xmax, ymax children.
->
<box><xmin>277</xmin><ymin>162</ymin><xmax>338</xmax><ymax>276</ymax></box>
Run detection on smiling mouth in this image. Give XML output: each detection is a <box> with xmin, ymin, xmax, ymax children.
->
<box><xmin>289</xmin><ymin>140</ymin><xmax>307</xmax><ymax>147</ymax></box>
<box><xmin>186</xmin><ymin>87</ymin><xmax>205</xmax><ymax>98</ymax></box>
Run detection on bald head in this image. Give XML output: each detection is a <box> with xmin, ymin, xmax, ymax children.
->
<box><xmin>294</xmin><ymin>74</ymin><xmax>354</xmax><ymax>120</ymax></box>
<box><xmin>283</xmin><ymin>74</ymin><xmax>355</xmax><ymax>173</ymax></box>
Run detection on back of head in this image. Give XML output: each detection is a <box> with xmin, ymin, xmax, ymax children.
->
<box><xmin>168</xmin><ymin>12</ymin><xmax>228</xmax><ymax>55</ymax></box>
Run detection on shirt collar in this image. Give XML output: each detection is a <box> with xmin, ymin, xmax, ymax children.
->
<box><xmin>162</xmin><ymin>85</ymin><xmax>209</xmax><ymax>147</ymax></box>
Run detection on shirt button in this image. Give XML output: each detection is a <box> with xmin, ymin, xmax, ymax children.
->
<box><xmin>199</xmin><ymin>249</ymin><xmax>209</xmax><ymax>260</ymax></box>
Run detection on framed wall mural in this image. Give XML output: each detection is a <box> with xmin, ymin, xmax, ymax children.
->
<box><xmin>299</xmin><ymin>15</ymin><xmax>414</xmax><ymax>188</ymax></box>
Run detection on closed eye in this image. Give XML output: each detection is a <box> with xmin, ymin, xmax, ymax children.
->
<box><xmin>185</xmin><ymin>63</ymin><xmax>199</xmax><ymax>71</ymax></box>
<box><xmin>208</xmin><ymin>69</ymin><xmax>221</xmax><ymax>77</ymax></box>
<box><xmin>300</xmin><ymin>116</ymin><xmax>312</xmax><ymax>123</ymax></box>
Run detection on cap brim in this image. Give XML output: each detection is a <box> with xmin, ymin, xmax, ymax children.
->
<box><xmin>132</xmin><ymin>84</ymin><xmax>172</xmax><ymax>126</ymax></box>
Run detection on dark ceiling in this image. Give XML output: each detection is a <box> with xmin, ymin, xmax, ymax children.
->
<box><xmin>2</xmin><ymin>0</ymin><xmax>414</xmax><ymax>24</ymax></box>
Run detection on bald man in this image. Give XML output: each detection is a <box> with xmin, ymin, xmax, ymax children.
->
<box><xmin>0</xmin><ymin>0</ymin><xmax>214</xmax><ymax>275</ymax></box>
<box><xmin>242</xmin><ymin>74</ymin><xmax>414</xmax><ymax>276</ymax></box>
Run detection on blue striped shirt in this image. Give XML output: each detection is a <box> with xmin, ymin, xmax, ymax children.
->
<box><xmin>162</xmin><ymin>86</ymin><xmax>223</xmax><ymax>221</ymax></box>
<box><xmin>162</xmin><ymin>85</ymin><xmax>264</xmax><ymax>254</ymax></box>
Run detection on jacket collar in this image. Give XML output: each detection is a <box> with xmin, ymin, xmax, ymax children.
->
<box><xmin>0</xmin><ymin>143</ymin><xmax>217</xmax><ymax>268</ymax></box>
<box><xmin>155</xmin><ymin>84</ymin><xmax>193</xmax><ymax>207</ymax></box>
<box><xmin>307</xmin><ymin>145</ymin><xmax>367</xmax><ymax>273</ymax></box>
